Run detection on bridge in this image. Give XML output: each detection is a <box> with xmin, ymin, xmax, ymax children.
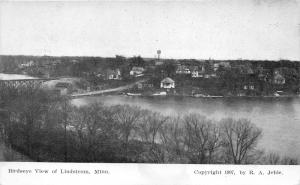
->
<box><xmin>0</xmin><ymin>78</ymin><xmax>56</xmax><ymax>89</ymax></box>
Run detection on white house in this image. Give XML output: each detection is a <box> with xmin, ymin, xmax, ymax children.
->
<box><xmin>160</xmin><ymin>77</ymin><xmax>175</xmax><ymax>89</ymax></box>
<box><xmin>20</xmin><ymin>60</ymin><xmax>35</xmax><ymax>68</ymax></box>
<box><xmin>130</xmin><ymin>67</ymin><xmax>145</xmax><ymax>77</ymax></box>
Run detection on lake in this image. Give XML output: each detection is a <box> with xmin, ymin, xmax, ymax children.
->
<box><xmin>0</xmin><ymin>73</ymin><xmax>36</xmax><ymax>80</ymax></box>
<box><xmin>72</xmin><ymin>95</ymin><xmax>300</xmax><ymax>159</ymax></box>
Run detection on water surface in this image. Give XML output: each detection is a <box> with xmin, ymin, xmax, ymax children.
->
<box><xmin>72</xmin><ymin>95</ymin><xmax>300</xmax><ymax>159</ymax></box>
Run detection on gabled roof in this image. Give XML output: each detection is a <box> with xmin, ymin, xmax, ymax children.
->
<box><xmin>161</xmin><ymin>77</ymin><xmax>175</xmax><ymax>83</ymax></box>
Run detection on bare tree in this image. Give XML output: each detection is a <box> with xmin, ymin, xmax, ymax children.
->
<box><xmin>138</xmin><ymin>111</ymin><xmax>168</xmax><ymax>162</ymax></box>
<box><xmin>262</xmin><ymin>152</ymin><xmax>298</xmax><ymax>165</ymax></box>
<box><xmin>220</xmin><ymin>118</ymin><xmax>262</xmax><ymax>164</ymax></box>
<box><xmin>159</xmin><ymin>116</ymin><xmax>186</xmax><ymax>163</ymax></box>
<box><xmin>113</xmin><ymin>105</ymin><xmax>143</xmax><ymax>161</ymax></box>
<box><xmin>183</xmin><ymin>114</ymin><xmax>221</xmax><ymax>163</ymax></box>
<box><xmin>68</xmin><ymin>103</ymin><xmax>104</xmax><ymax>161</ymax></box>
<box><xmin>262</xmin><ymin>152</ymin><xmax>281</xmax><ymax>165</ymax></box>
<box><xmin>281</xmin><ymin>156</ymin><xmax>298</xmax><ymax>165</ymax></box>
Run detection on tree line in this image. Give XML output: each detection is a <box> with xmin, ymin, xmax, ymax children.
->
<box><xmin>0</xmin><ymin>85</ymin><xmax>298</xmax><ymax>164</ymax></box>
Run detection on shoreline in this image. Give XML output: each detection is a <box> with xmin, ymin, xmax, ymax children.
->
<box><xmin>71</xmin><ymin>91</ymin><xmax>300</xmax><ymax>99</ymax></box>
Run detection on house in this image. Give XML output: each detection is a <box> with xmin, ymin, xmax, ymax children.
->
<box><xmin>19</xmin><ymin>60</ymin><xmax>35</xmax><ymax>68</ymax></box>
<box><xmin>106</xmin><ymin>68</ymin><xmax>121</xmax><ymax>80</ymax></box>
<box><xmin>213</xmin><ymin>63</ymin><xmax>220</xmax><ymax>71</ymax></box>
<box><xmin>55</xmin><ymin>82</ymin><xmax>73</xmax><ymax>95</ymax></box>
<box><xmin>238</xmin><ymin>64</ymin><xmax>254</xmax><ymax>75</ymax></box>
<box><xmin>219</xmin><ymin>62</ymin><xmax>231</xmax><ymax>68</ymax></box>
<box><xmin>273</xmin><ymin>71</ymin><xmax>285</xmax><ymax>85</ymax></box>
<box><xmin>204</xmin><ymin>73</ymin><xmax>217</xmax><ymax>78</ymax></box>
<box><xmin>160</xmin><ymin>77</ymin><xmax>175</xmax><ymax>89</ymax></box>
<box><xmin>41</xmin><ymin>79</ymin><xmax>75</xmax><ymax>96</ymax></box>
<box><xmin>136</xmin><ymin>81</ymin><xmax>154</xmax><ymax>89</ymax></box>
<box><xmin>191</xmin><ymin>66</ymin><xmax>200</xmax><ymax>78</ymax></box>
<box><xmin>130</xmin><ymin>67</ymin><xmax>145</xmax><ymax>77</ymax></box>
<box><xmin>191</xmin><ymin>66</ymin><xmax>205</xmax><ymax>78</ymax></box>
<box><xmin>213</xmin><ymin>62</ymin><xmax>231</xmax><ymax>71</ymax></box>
<box><xmin>243</xmin><ymin>83</ymin><xmax>255</xmax><ymax>90</ymax></box>
<box><xmin>176</xmin><ymin>65</ymin><xmax>190</xmax><ymax>74</ymax></box>
<box><xmin>155</xmin><ymin>60</ymin><xmax>164</xmax><ymax>66</ymax></box>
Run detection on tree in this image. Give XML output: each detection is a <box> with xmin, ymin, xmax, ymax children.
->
<box><xmin>159</xmin><ymin>116</ymin><xmax>186</xmax><ymax>163</ymax></box>
<box><xmin>183</xmin><ymin>114</ymin><xmax>221</xmax><ymax>163</ymax></box>
<box><xmin>220</xmin><ymin>118</ymin><xmax>262</xmax><ymax>164</ymax></box>
<box><xmin>129</xmin><ymin>56</ymin><xmax>145</xmax><ymax>67</ymax></box>
<box><xmin>262</xmin><ymin>152</ymin><xmax>298</xmax><ymax>165</ymax></box>
<box><xmin>67</xmin><ymin>103</ymin><xmax>121</xmax><ymax>162</ymax></box>
<box><xmin>2</xmin><ymin>84</ymin><xmax>54</xmax><ymax>161</ymax></box>
<box><xmin>263</xmin><ymin>152</ymin><xmax>281</xmax><ymax>165</ymax></box>
<box><xmin>161</xmin><ymin>62</ymin><xmax>176</xmax><ymax>77</ymax></box>
<box><xmin>113</xmin><ymin>105</ymin><xmax>143</xmax><ymax>161</ymax></box>
<box><xmin>138</xmin><ymin>112</ymin><xmax>168</xmax><ymax>162</ymax></box>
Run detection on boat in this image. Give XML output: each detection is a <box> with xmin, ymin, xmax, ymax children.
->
<box><xmin>126</xmin><ymin>93</ymin><xmax>142</xmax><ymax>96</ymax></box>
<box><xmin>153</xmin><ymin>92</ymin><xmax>167</xmax><ymax>96</ymax></box>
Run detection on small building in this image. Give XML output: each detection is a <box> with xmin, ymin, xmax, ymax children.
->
<box><xmin>191</xmin><ymin>69</ymin><xmax>200</xmax><ymax>78</ymax></box>
<box><xmin>106</xmin><ymin>68</ymin><xmax>121</xmax><ymax>80</ymax></box>
<box><xmin>237</xmin><ymin>64</ymin><xmax>254</xmax><ymax>75</ymax></box>
<box><xmin>136</xmin><ymin>81</ymin><xmax>154</xmax><ymax>89</ymax></box>
<box><xmin>130</xmin><ymin>67</ymin><xmax>145</xmax><ymax>77</ymax></box>
<box><xmin>55</xmin><ymin>82</ymin><xmax>73</xmax><ymax>95</ymax></box>
<box><xmin>213</xmin><ymin>63</ymin><xmax>220</xmax><ymax>71</ymax></box>
<box><xmin>219</xmin><ymin>62</ymin><xmax>231</xmax><ymax>68</ymax></box>
<box><xmin>204</xmin><ymin>73</ymin><xmax>217</xmax><ymax>78</ymax></box>
<box><xmin>155</xmin><ymin>60</ymin><xmax>164</xmax><ymax>66</ymax></box>
<box><xmin>273</xmin><ymin>71</ymin><xmax>285</xmax><ymax>85</ymax></box>
<box><xmin>19</xmin><ymin>60</ymin><xmax>35</xmax><ymax>68</ymax></box>
<box><xmin>190</xmin><ymin>66</ymin><xmax>201</xmax><ymax>78</ymax></box>
<box><xmin>176</xmin><ymin>65</ymin><xmax>190</xmax><ymax>74</ymax></box>
<box><xmin>160</xmin><ymin>77</ymin><xmax>175</xmax><ymax>89</ymax></box>
<box><xmin>191</xmin><ymin>66</ymin><xmax>205</xmax><ymax>78</ymax></box>
<box><xmin>243</xmin><ymin>83</ymin><xmax>255</xmax><ymax>90</ymax></box>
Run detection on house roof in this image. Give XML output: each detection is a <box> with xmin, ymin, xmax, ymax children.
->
<box><xmin>106</xmin><ymin>68</ymin><xmax>120</xmax><ymax>75</ymax></box>
<box><xmin>131</xmin><ymin>67</ymin><xmax>145</xmax><ymax>74</ymax></box>
<box><xmin>161</xmin><ymin>77</ymin><xmax>175</xmax><ymax>83</ymax></box>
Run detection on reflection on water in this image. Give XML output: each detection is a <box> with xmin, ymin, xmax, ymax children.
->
<box><xmin>0</xmin><ymin>73</ymin><xmax>36</xmax><ymax>80</ymax></box>
<box><xmin>72</xmin><ymin>96</ymin><xmax>300</xmax><ymax>159</ymax></box>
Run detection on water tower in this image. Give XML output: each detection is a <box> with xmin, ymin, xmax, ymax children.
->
<box><xmin>157</xmin><ymin>50</ymin><xmax>161</xmax><ymax>60</ymax></box>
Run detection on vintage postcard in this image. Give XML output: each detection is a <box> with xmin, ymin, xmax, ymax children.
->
<box><xmin>0</xmin><ymin>0</ymin><xmax>300</xmax><ymax>184</ymax></box>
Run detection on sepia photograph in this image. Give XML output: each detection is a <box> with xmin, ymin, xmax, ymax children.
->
<box><xmin>0</xmin><ymin>0</ymin><xmax>299</xmax><ymax>166</ymax></box>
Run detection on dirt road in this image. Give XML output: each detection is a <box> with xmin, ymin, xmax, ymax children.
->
<box><xmin>71</xmin><ymin>79</ymin><xmax>146</xmax><ymax>98</ymax></box>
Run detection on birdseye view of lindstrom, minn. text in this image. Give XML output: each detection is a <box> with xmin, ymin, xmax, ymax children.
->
<box><xmin>0</xmin><ymin>1</ymin><xmax>299</xmax><ymax>165</ymax></box>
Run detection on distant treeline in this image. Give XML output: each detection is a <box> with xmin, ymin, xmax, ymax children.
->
<box><xmin>1</xmin><ymin>55</ymin><xmax>300</xmax><ymax>76</ymax></box>
<box><xmin>0</xmin><ymin>85</ymin><xmax>298</xmax><ymax>164</ymax></box>
<box><xmin>1</xmin><ymin>55</ymin><xmax>300</xmax><ymax>96</ymax></box>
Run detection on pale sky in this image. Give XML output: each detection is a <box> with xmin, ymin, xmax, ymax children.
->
<box><xmin>0</xmin><ymin>0</ymin><xmax>299</xmax><ymax>60</ymax></box>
